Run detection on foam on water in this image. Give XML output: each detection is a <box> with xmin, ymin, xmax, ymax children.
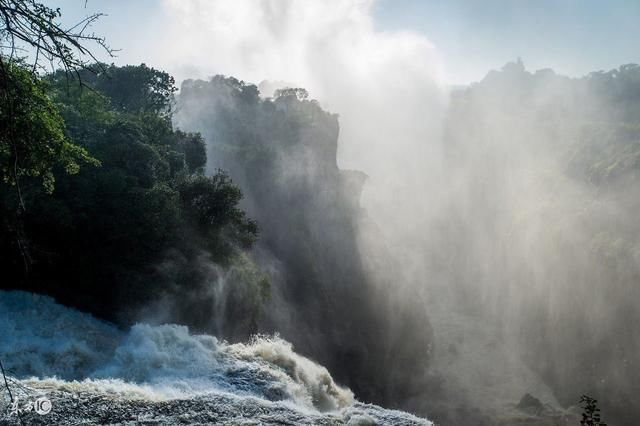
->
<box><xmin>0</xmin><ymin>291</ymin><xmax>353</xmax><ymax>411</ymax></box>
<box><xmin>1</xmin><ymin>290</ymin><xmax>430</xmax><ymax>424</ymax></box>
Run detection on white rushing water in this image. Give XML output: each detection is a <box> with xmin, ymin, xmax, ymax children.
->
<box><xmin>0</xmin><ymin>290</ymin><xmax>431</xmax><ymax>425</ymax></box>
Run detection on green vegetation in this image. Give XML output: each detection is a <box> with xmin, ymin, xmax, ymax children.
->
<box><xmin>1</xmin><ymin>40</ymin><xmax>266</xmax><ymax>331</ymax></box>
<box><xmin>0</xmin><ymin>61</ymin><xmax>98</xmax><ymax>194</ymax></box>
<box><xmin>1</xmin><ymin>62</ymin><xmax>265</xmax><ymax>327</ymax></box>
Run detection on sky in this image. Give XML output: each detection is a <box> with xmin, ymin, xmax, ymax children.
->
<box><xmin>45</xmin><ymin>0</ymin><xmax>639</xmax><ymax>85</ymax></box>
<box><xmin>374</xmin><ymin>0</ymin><xmax>640</xmax><ymax>84</ymax></box>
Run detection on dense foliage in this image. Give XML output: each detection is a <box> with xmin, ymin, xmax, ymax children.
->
<box><xmin>1</xmin><ymin>63</ymin><xmax>265</xmax><ymax>332</ymax></box>
<box><xmin>0</xmin><ymin>61</ymin><xmax>97</xmax><ymax>194</ymax></box>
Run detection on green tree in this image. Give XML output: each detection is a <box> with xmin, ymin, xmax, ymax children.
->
<box><xmin>0</xmin><ymin>61</ymin><xmax>97</xmax><ymax>194</ymax></box>
<box><xmin>2</xmin><ymin>63</ymin><xmax>265</xmax><ymax>335</ymax></box>
<box><xmin>179</xmin><ymin>171</ymin><xmax>259</xmax><ymax>262</ymax></box>
<box><xmin>92</xmin><ymin>64</ymin><xmax>177</xmax><ymax>117</ymax></box>
<box><xmin>0</xmin><ymin>0</ymin><xmax>111</xmax><ymax>195</ymax></box>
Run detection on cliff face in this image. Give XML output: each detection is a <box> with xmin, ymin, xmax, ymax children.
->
<box><xmin>174</xmin><ymin>77</ymin><xmax>433</xmax><ymax>408</ymax></box>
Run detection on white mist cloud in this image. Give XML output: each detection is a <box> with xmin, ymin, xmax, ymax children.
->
<box><xmin>161</xmin><ymin>4</ymin><xmax>449</xmax><ymax>412</ymax></box>
<box><xmin>157</xmin><ymin>0</ymin><xmax>448</xmax><ymax>242</ymax></box>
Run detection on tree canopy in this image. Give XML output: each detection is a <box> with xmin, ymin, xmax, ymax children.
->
<box><xmin>1</xmin><ymin>63</ymin><xmax>265</xmax><ymax>334</ymax></box>
<box><xmin>0</xmin><ymin>60</ymin><xmax>97</xmax><ymax>195</ymax></box>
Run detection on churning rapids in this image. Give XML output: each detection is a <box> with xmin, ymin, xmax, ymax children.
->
<box><xmin>0</xmin><ymin>290</ymin><xmax>431</xmax><ymax>425</ymax></box>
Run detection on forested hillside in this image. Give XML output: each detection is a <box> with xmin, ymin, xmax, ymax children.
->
<box><xmin>1</xmin><ymin>63</ymin><xmax>267</xmax><ymax>337</ymax></box>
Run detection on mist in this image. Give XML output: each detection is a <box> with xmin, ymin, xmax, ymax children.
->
<box><xmin>2</xmin><ymin>0</ymin><xmax>639</xmax><ymax>425</ymax></box>
<box><xmin>158</xmin><ymin>1</ymin><xmax>640</xmax><ymax>424</ymax></box>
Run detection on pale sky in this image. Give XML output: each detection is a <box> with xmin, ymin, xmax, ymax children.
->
<box><xmin>374</xmin><ymin>0</ymin><xmax>640</xmax><ymax>84</ymax></box>
<box><xmin>45</xmin><ymin>0</ymin><xmax>639</xmax><ymax>85</ymax></box>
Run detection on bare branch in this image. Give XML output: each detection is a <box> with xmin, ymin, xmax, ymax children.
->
<box><xmin>0</xmin><ymin>0</ymin><xmax>114</xmax><ymax>80</ymax></box>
